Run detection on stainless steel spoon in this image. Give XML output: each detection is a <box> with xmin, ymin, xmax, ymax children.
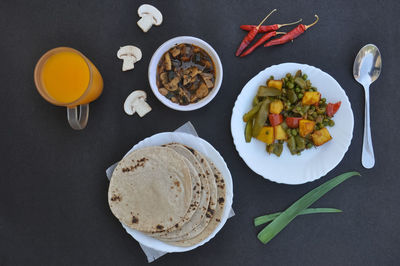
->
<box><xmin>353</xmin><ymin>44</ymin><xmax>382</xmax><ymax>169</ymax></box>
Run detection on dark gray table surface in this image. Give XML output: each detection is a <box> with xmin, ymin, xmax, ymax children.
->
<box><xmin>1</xmin><ymin>0</ymin><xmax>399</xmax><ymax>265</ymax></box>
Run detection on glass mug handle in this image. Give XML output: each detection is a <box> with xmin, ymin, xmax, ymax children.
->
<box><xmin>67</xmin><ymin>104</ymin><xmax>89</xmax><ymax>130</ymax></box>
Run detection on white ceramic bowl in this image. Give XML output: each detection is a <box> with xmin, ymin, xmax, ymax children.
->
<box><xmin>148</xmin><ymin>36</ymin><xmax>223</xmax><ymax>111</ymax></box>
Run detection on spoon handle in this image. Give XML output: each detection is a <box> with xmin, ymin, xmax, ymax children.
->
<box><xmin>362</xmin><ymin>84</ymin><xmax>375</xmax><ymax>168</ymax></box>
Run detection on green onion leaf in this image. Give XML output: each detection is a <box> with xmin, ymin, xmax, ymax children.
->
<box><xmin>254</xmin><ymin>208</ymin><xmax>342</xmax><ymax>227</ymax></box>
<box><xmin>257</xmin><ymin>171</ymin><xmax>360</xmax><ymax>244</ymax></box>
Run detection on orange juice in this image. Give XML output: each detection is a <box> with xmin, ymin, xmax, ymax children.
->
<box><xmin>35</xmin><ymin>47</ymin><xmax>103</xmax><ymax>107</ymax></box>
<box><xmin>41</xmin><ymin>51</ymin><xmax>90</xmax><ymax>103</ymax></box>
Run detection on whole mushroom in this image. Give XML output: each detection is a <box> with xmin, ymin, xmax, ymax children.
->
<box><xmin>117</xmin><ymin>45</ymin><xmax>142</xmax><ymax>71</ymax></box>
<box><xmin>124</xmin><ymin>90</ymin><xmax>152</xmax><ymax>117</ymax></box>
<box><xmin>137</xmin><ymin>4</ymin><xmax>163</xmax><ymax>32</ymax></box>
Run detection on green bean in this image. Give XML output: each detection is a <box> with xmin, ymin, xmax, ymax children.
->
<box><xmin>306</xmin><ymin>80</ymin><xmax>311</xmax><ymax>88</ymax></box>
<box><xmin>245</xmin><ymin>120</ymin><xmax>253</xmax><ymax>142</ymax></box>
<box><xmin>295</xmin><ymin>70</ymin><xmax>302</xmax><ymax>77</ymax></box>
<box><xmin>294</xmin><ymin>77</ymin><xmax>306</xmax><ymax>89</ymax></box>
<box><xmin>243</xmin><ymin>102</ymin><xmax>262</xmax><ymax>122</ymax></box>
<box><xmin>295</xmin><ymin>136</ymin><xmax>306</xmax><ymax>151</ymax></box>
<box><xmin>252</xmin><ymin>96</ymin><xmax>260</xmax><ymax>106</ymax></box>
<box><xmin>257</xmin><ymin>86</ymin><xmax>282</xmax><ymax>97</ymax></box>
<box><xmin>287</xmin><ymin>136</ymin><xmax>297</xmax><ymax>155</ymax></box>
<box><xmin>252</xmin><ymin>100</ymin><xmax>270</xmax><ymax>137</ymax></box>
<box><xmin>266</xmin><ymin>144</ymin><xmax>274</xmax><ymax>154</ymax></box>
<box><xmin>287</xmin><ymin>89</ymin><xmax>298</xmax><ymax>103</ymax></box>
<box><xmin>273</xmin><ymin>143</ymin><xmax>283</xmax><ymax>157</ymax></box>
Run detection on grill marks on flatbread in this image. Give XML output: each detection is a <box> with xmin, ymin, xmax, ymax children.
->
<box><xmin>107</xmin><ymin>144</ymin><xmax>226</xmax><ymax>247</ymax></box>
<box><xmin>108</xmin><ymin>147</ymin><xmax>193</xmax><ymax>233</ymax></box>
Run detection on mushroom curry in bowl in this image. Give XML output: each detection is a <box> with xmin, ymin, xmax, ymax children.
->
<box><xmin>156</xmin><ymin>43</ymin><xmax>216</xmax><ymax>105</ymax></box>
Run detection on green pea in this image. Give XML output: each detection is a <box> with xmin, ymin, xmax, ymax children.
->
<box><xmin>286</xmin><ymin>129</ymin><xmax>292</xmax><ymax>136</ymax></box>
<box><xmin>322</xmin><ymin>98</ymin><xmax>326</xmax><ymax>103</ymax></box>
<box><xmin>286</xmin><ymin>73</ymin><xmax>291</xmax><ymax>78</ymax></box>
<box><xmin>323</xmin><ymin>121</ymin><xmax>329</xmax><ymax>126</ymax></box>
<box><xmin>287</xmin><ymin>82</ymin><xmax>294</xmax><ymax>89</ymax></box>
<box><xmin>270</xmin><ymin>75</ymin><xmax>274</xmax><ymax>80</ymax></box>
<box><xmin>291</xmin><ymin>129</ymin><xmax>298</xmax><ymax>136</ymax></box>
<box><xmin>306</xmin><ymin>143</ymin><xmax>313</xmax><ymax>149</ymax></box>
<box><xmin>312</xmin><ymin>112</ymin><xmax>318</xmax><ymax>118</ymax></box>
<box><xmin>323</xmin><ymin>118</ymin><xmax>329</xmax><ymax>123</ymax></box>
<box><xmin>295</xmin><ymin>87</ymin><xmax>301</xmax><ymax>93</ymax></box>
<box><xmin>298</xmin><ymin>93</ymin><xmax>303</xmax><ymax>98</ymax></box>
<box><xmin>302</xmin><ymin>74</ymin><xmax>308</xmax><ymax>80</ymax></box>
<box><xmin>328</xmin><ymin>120</ymin><xmax>335</xmax><ymax>127</ymax></box>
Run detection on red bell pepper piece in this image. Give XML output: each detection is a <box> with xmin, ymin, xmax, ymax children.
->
<box><xmin>286</xmin><ymin>117</ymin><xmax>302</xmax><ymax>128</ymax></box>
<box><xmin>326</xmin><ymin>101</ymin><xmax>341</xmax><ymax>117</ymax></box>
<box><xmin>269</xmin><ymin>114</ymin><xmax>283</xmax><ymax>126</ymax></box>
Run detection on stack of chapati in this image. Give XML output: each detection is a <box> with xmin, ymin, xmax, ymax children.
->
<box><xmin>108</xmin><ymin>143</ymin><xmax>226</xmax><ymax>247</ymax></box>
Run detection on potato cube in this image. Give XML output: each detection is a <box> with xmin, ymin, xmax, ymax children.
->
<box><xmin>302</xmin><ymin>91</ymin><xmax>321</xmax><ymax>105</ymax></box>
<box><xmin>256</xmin><ymin>126</ymin><xmax>274</xmax><ymax>144</ymax></box>
<box><xmin>299</xmin><ymin>119</ymin><xmax>315</xmax><ymax>137</ymax></box>
<box><xmin>269</xmin><ymin>100</ymin><xmax>284</xmax><ymax>114</ymax></box>
<box><xmin>267</xmin><ymin>80</ymin><xmax>283</xmax><ymax>91</ymax></box>
<box><xmin>312</xmin><ymin>127</ymin><xmax>332</xmax><ymax>146</ymax></box>
<box><xmin>274</xmin><ymin>125</ymin><xmax>287</xmax><ymax>140</ymax></box>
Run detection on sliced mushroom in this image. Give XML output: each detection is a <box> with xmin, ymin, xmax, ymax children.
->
<box><xmin>123</xmin><ymin>90</ymin><xmax>152</xmax><ymax>117</ymax></box>
<box><xmin>196</xmin><ymin>82</ymin><xmax>209</xmax><ymax>98</ymax></box>
<box><xmin>117</xmin><ymin>46</ymin><xmax>142</xmax><ymax>71</ymax></box>
<box><xmin>137</xmin><ymin>4</ymin><xmax>163</xmax><ymax>33</ymax></box>
<box><xmin>158</xmin><ymin>88</ymin><xmax>168</xmax><ymax>96</ymax></box>
<box><xmin>159</xmin><ymin>72</ymin><xmax>169</xmax><ymax>86</ymax></box>
<box><xmin>183</xmin><ymin>67</ymin><xmax>201</xmax><ymax>85</ymax></box>
<box><xmin>166</xmin><ymin>76</ymin><xmax>180</xmax><ymax>91</ymax></box>
<box><xmin>200</xmin><ymin>73</ymin><xmax>214</xmax><ymax>89</ymax></box>
<box><xmin>164</xmin><ymin>52</ymin><xmax>172</xmax><ymax>71</ymax></box>
<box><xmin>170</xmin><ymin>47</ymin><xmax>181</xmax><ymax>58</ymax></box>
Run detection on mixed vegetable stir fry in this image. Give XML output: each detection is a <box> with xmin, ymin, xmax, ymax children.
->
<box><xmin>243</xmin><ymin>70</ymin><xmax>341</xmax><ymax>156</ymax></box>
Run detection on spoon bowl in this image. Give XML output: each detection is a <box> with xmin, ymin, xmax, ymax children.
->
<box><xmin>353</xmin><ymin>44</ymin><xmax>382</xmax><ymax>168</ymax></box>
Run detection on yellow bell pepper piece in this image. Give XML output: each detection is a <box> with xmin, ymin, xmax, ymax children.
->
<box><xmin>256</xmin><ymin>126</ymin><xmax>274</xmax><ymax>144</ymax></box>
<box><xmin>274</xmin><ymin>125</ymin><xmax>287</xmax><ymax>140</ymax></box>
<box><xmin>269</xmin><ymin>100</ymin><xmax>284</xmax><ymax>114</ymax></box>
<box><xmin>302</xmin><ymin>91</ymin><xmax>321</xmax><ymax>105</ymax></box>
<box><xmin>267</xmin><ymin>80</ymin><xmax>283</xmax><ymax>91</ymax></box>
<box><xmin>312</xmin><ymin>127</ymin><xmax>332</xmax><ymax>146</ymax></box>
<box><xmin>299</xmin><ymin>119</ymin><xmax>315</xmax><ymax>137</ymax></box>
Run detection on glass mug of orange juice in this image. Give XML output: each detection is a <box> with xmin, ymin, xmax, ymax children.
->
<box><xmin>34</xmin><ymin>47</ymin><xmax>103</xmax><ymax>130</ymax></box>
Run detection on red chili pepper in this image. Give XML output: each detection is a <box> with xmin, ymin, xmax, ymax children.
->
<box><xmin>235</xmin><ymin>9</ymin><xmax>277</xmax><ymax>56</ymax></box>
<box><xmin>286</xmin><ymin>117</ymin><xmax>302</xmax><ymax>128</ymax></box>
<box><xmin>240</xmin><ymin>18</ymin><xmax>302</xmax><ymax>33</ymax></box>
<box><xmin>269</xmin><ymin>114</ymin><xmax>283</xmax><ymax>126</ymax></box>
<box><xmin>326</xmin><ymin>101</ymin><xmax>341</xmax><ymax>117</ymax></box>
<box><xmin>264</xmin><ymin>15</ymin><xmax>319</xmax><ymax>47</ymax></box>
<box><xmin>240</xmin><ymin>31</ymin><xmax>286</xmax><ymax>57</ymax></box>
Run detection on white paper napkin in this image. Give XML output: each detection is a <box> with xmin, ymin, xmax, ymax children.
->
<box><xmin>106</xmin><ymin>121</ymin><xmax>235</xmax><ymax>262</ymax></box>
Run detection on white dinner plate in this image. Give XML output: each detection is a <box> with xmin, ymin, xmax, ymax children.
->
<box><xmin>231</xmin><ymin>63</ymin><xmax>354</xmax><ymax>185</ymax></box>
<box><xmin>118</xmin><ymin>132</ymin><xmax>234</xmax><ymax>253</ymax></box>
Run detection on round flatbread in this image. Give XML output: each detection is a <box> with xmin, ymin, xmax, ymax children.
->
<box><xmin>166</xmin><ymin>159</ymin><xmax>226</xmax><ymax>247</ymax></box>
<box><xmin>148</xmin><ymin>155</ymin><xmax>202</xmax><ymax>236</ymax></box>
<box><xmin>154</xmin><ymin>143</ymin><xmax>210</xmax><ymax>240</ymax></box>
<box><xmin>108</xmin><ymin>146</ymin><xmax>193</xmax><ymax>233</ymax></box>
